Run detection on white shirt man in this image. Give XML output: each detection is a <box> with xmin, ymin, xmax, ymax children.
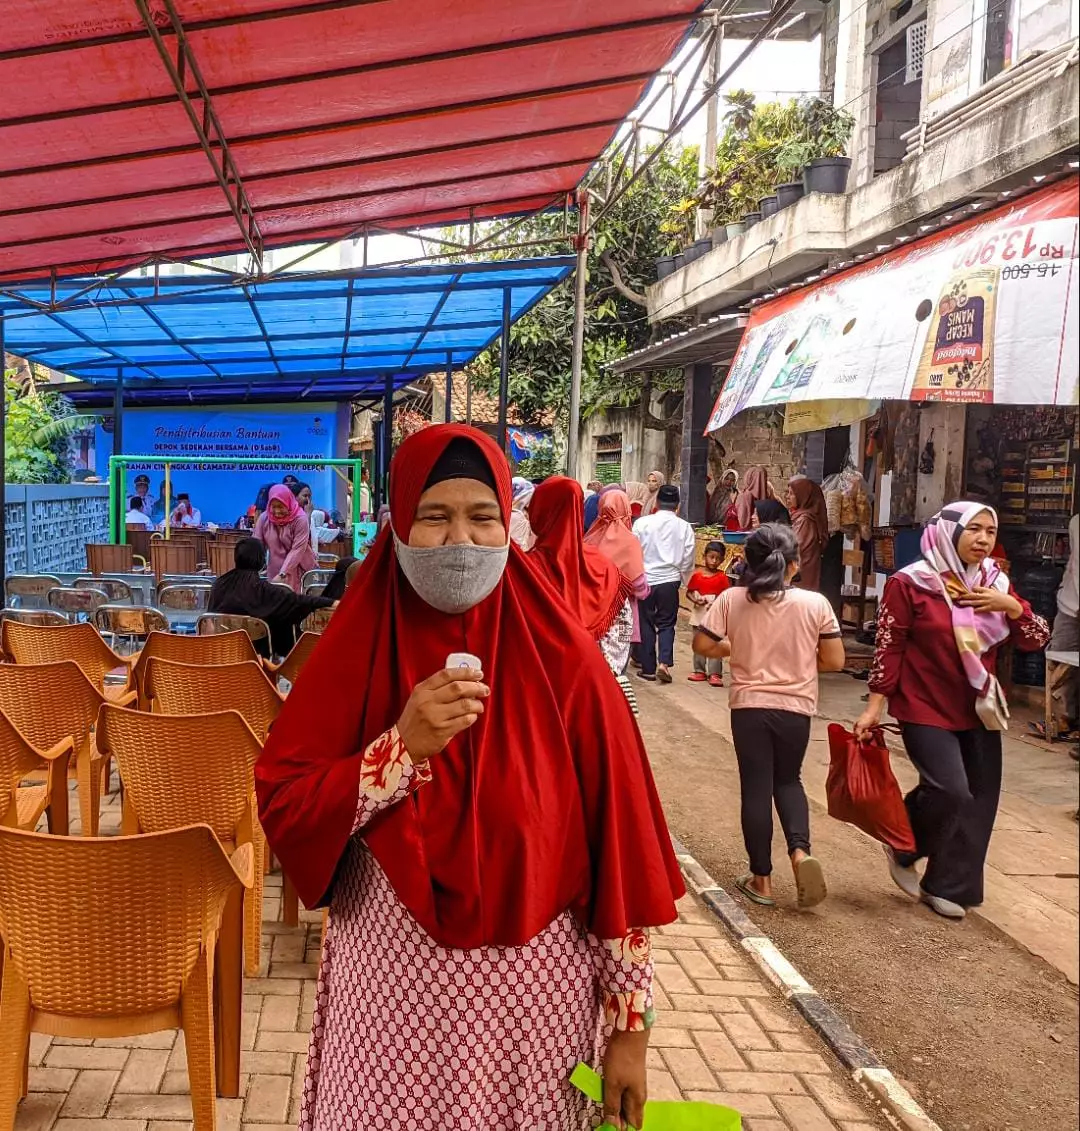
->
<box><xmin>633</xmin><ymin>483</ymin><xmax>695</xmax><ymax>682</ymax></box>
<box><xmin>125</xmin><ymin>497</ymin><xmax>154</xmax><ymax>529</ymax></box>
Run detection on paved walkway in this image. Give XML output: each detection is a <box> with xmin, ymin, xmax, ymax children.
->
<box><xmin>17</xmin><ymin>786</ymin><xmax>887</xmax><ymax>1130</ymax></box>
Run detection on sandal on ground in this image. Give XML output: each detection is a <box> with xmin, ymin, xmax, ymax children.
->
<box><xmin>636</xmin><ymin>671</ymin><xmax>657</xmax><ymax>682</ymax></box>
<box><xmin>708</xmin><ymin>674</ymin><xmax>724</xmax><ymax>687</ymax></box>
<box><xmin>795</xmin><ymin>855</ymin><xmax>828</xmax><ymax>909</ymax></box>
<box><xmin>735</xmin><ymin>873</ymin><xmax>775</xmax><ymax>907</ymax></box>
<box><xmin>656</xmin><ymin>667</ymin><xmax>673</xmax><ymax>684</ymax></box>
<box><xmin>687</xmin><ymin>673</ymin><xmax>707</xmax><ymax>682</ymax></box>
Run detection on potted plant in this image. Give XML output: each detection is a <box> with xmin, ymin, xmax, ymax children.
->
<box><xmin>798</xmin><ymin>98</ymin><xmax>855</xmax><ymax>195</ymax></box>
<box><xmin>759</xmin><ymin>194</ymin><xmax>779</xmax><ymax>218</ymax></box>
<box><xmin>743</xmin><ymin>211</ymin><xmax>762</xmax><ymax>229</ymax></box>
<box><xmin>659</xmin><ymin>198</ymin><xmax>697</xmax><ymax>275</ymax></box>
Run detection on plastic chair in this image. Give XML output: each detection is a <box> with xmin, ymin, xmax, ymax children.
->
<box><xmin>158</xmin><ymin>584</ymin><xmax>213</xmax><ymax>613</ymax></box>
<box><xmin>96</xmin><ymin>705</ymin><xmax>265</xmax><ymax>1036</ymax></box>
<box><xmin>169</xmin><ymin>531</ymin><xmax>210</xmax><ymax>568</ymax></box>
<box><xmin>273</xmin><ymin>631</ymin><xmax>322</xmax><ymax>689</ymax></box>
<box><xmin>197</xmin><ymin>613</ymin><xmax>272</xmax><ymax>651</ymax></box>
<box><xmin>74</xmin><ymin>576</ymin><xmax>135</xmax><ymax>604</ymax></box>
<box><xmin>4</xmin><ymin>576</ymin><xmax>63</xmax><ymax>611</ymax></box>
<box><xmin>85</xmin><ymin>543</ymin><xmax>134</xmax><ymax>576</ymax></box>
<box><xmin>0</xmin><ymin>661</ymin><xmax>135</xmax><ymax>837</ymax></box>
<box><xmin>301</xmin><ymin>569</ymin><xmax>334</xmax><ymax>596</ymax></box>
<box><xmin>129</xmin><ymin>629</ymin><xmax>259</xmax><ymax>710</ymax></box>
<box><xmin>146</xmin><ymin>657</ymin><xmax>284</xmax><ymax>741</ymax></box>
<box><xmin>93</xmin><ymin>605</ymin><xmax>171</xmax><ymax>656</ymax></box>
<box><xmin>44</xmin><ymin>586</ymin><xmax>110</xmax><ymax>624</ymax></box>
<box><xmin>151</xmin><ymin>540</ymin><xmax>197</xmax><ymax>580</ymax></box>
<box><xmin>0</xmin><ymin>609</ymin><xmax>68</xmax><ymax>629</ymax></box>
<box><xmin>125</xmin><ymin>525</ymin><xmax>154</xmax><ymax>565</ymax></box>
<box><xmin>0</xmin><ymin>824</ymin><xmax>252</xmax><ymax>1131</ymax></box>
<box><xmin>0</xmin><ymin>712</ymin><xmax>72</xmax><ymax>835</ymax></box>
<box><xmin>301</xmin><ymin>606</ymin><xmax>335</xmax><ymax>634</ymax></box>
<box><xmin>1</xmin><ymin>620</ymin><xmax>134</xmax><ymax>699</ymax></box>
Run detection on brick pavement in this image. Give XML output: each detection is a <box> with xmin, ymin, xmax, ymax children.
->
<box><xmin>15</xmin><ymin>787</ymin><xmax>886</xmax><ymax>1130</ymax></box>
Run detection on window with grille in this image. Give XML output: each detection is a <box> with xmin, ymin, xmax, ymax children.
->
<box><xmin>593</xmin><ymin>433</ymin><xmax>623</xmax><ymax>484</ymax></box>
<box><xmin>905</xmin><ymin>20</ymin><xmax>927</xmax><ymax>83</ymax></box>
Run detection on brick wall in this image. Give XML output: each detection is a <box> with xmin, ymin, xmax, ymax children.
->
<box><xmin>707</xmin><ymin>407</ymin><xmax>801</xmax><ymax>493</ymax></box>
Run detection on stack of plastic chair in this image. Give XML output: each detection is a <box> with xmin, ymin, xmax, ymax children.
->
<box><xmin>2</xmin><ymin>620</ymin><xmax>135</xmax><ymax>699</ymax></box>
<box><xmin>95</xmin><ymin>705</ymin><xmax>265</xmax><ymax>1099</ymax></box>
<box><xmin>0</xmin><ymin>824</ymin><xmax>252</xmax><ymax>1131</ymax></box>
<box><xmin>0</xmin><ymin>661</ymin><xmax>135</xmax><ymax>837</ymax></box>
<box><xmin>146</xmin><ymin>658</ymin><xmax>283</xmax><ymax>741</ymax></box>
<box><xmin>0</xmin><ymin>713</ymin><xmax>72</xmax><ymax>834</ymax></box>
<box><xmin>131</xmin><ymin>630</ymin><xmax>258</xmax><ymax>711</ymax></box>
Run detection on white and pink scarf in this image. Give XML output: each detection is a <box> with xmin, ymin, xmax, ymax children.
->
<box><xmin>899</xmin><ymin>501</ymin><xmax>1011</xmax><ymax>728</ymax></box>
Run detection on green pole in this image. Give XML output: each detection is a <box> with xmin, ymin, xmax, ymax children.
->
<box><xmin>108</xmin><ymin>456</ymin><xmax>119</xmax><ymax>544</ymax></box>
<box><xmin>351</xmin><ymin>459</ymin><xmax>362</xmax><ymax>556</ymax></box>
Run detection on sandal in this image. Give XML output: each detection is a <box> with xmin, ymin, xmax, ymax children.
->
<box><xmin>795</xmin><ymin>855</ymin><xmax>828</xmax><ymax>909</ymax></box>
<box><xmin>656</xmin><ymin>667</ymin><xmax>673</xmax><ymax>684</ymax></box>
<box><xmin>735</xmin><ymin>873</ymin><xmax>775</xmax><ymax>907</ymax></box>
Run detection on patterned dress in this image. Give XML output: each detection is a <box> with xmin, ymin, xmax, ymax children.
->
<box><xmin>299</xmin><ymin>728</ymin><xmax>655</xmax><ymax>1131</ymax></box>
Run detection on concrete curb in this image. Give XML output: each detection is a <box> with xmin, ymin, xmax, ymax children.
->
<box><xmin>671</xmin><ymin>836</ymin><xmax>943</xmax><ymax>1131</ymax></box>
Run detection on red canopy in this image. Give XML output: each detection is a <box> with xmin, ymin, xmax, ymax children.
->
<box><xmin>0</xmin><ymin>0</ymin><xmax>702</xmax><ymax>282</ymax></box>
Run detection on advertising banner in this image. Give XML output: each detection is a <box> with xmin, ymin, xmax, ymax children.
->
<box><xmin>707</xmin><ymin>178</ymin><xmax>1079</xmax><ymax>436</ymax></box>
<box><xmin>97</xmin><ymin>404</ymin><xmax>342</xmax><ymax>526</ymax></box>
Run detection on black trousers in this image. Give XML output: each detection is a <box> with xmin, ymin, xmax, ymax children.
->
<box><xmin>730</xmin><ymin>708</ymin><xmax>813</xmax><ymax>877</ymax></box>
<box><xmin>896</xmin><ymin>723</ymin><xmax>1002</xmax><ymax>907</ymax></box>
<box><xmin>639</xmin><ymin>581</ymin><xmax>681</xmax><ymax>675</ymax></box>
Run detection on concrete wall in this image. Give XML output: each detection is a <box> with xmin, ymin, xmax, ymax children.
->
<box><xmin>4</xmin><ymin>484</ymin><xmax>110</xmax><ymax>576</ymax></box>
<box><xmin>578</xmin><ymin>404</ymin><xmax>670</xmax><ymax>486</ymax></box>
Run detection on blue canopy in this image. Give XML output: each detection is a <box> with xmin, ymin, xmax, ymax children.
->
<box><xmin>0</xmin><ymin>257</ymin><xmax>574</xmax><ymax>404</ymax></box>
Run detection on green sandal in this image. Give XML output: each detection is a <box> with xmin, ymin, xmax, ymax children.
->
<box><xmin>735</xmin><ymin>873</ymin><xmax>775</xmax><ymax>907</ymax></box>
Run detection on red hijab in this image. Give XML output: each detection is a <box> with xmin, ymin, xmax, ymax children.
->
<box><xmin>527</xmin><ymin>476</ymin><xmax>634</xmax><ymax>640</ymax></box>
<box><xmin>255</xmin><ymin>425</ymin><xmax>682</xmax><ymax>949</ymax></box>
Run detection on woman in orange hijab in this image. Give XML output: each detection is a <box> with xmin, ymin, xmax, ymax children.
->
<box><xmin>585</xmin><ymin>487</ymin><xmax>650</xmax><ymax>660</ymax></box>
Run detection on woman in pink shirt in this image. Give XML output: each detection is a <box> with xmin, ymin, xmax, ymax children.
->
<box><xmin>254</xmin><ymin>484</ymin><xmax>317</xmax><ymax>592</ymax></box>
<box><xmin>694</xmin><ymin>523</ymin><xmax>846</xmax><ymax>909</ymax></box>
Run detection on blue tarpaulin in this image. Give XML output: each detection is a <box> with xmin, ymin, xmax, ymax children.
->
<box><xmin>0</xmin><ymin>257</ymin><xmax>574</xmax><ymax>404</ymax></box>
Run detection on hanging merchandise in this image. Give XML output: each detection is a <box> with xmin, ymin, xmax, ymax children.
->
<box><xmin>918</xmin><ymin>429</ymin><xmax>936</xmax><ymax>475</ymax></box>
<box><xmin>821</xmin><ymin>460</ymin><xmax>874</xmax><ymax>541</ymax></box>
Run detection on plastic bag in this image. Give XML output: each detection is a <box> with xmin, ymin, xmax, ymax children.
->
<box><xmin>825</xmin><ymin>724</ymin><xmax>916</xmax><ymax>854</ymax></box>
<box><xmin>571</xmin><ymin>1064</ymin><xmax>742</xmax><ymax>1131</ymax></box>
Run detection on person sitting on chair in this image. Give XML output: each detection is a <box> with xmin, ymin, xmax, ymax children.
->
<box><xmin>126</xmin><ymin>495</ymin><xmax>154</xmax><ymax>530</ymax></box>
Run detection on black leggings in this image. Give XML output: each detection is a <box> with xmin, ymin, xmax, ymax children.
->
<box><xmin>730</xmin><ymin>708</ymin><xmax>813</xmax><ymax>877</ymax></box>
<box><xmin>897</xmin><ymin>723</ymin><xmax>1002</xmax><ymax>907</ymax></box>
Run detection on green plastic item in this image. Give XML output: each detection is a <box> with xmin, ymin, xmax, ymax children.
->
<box><xmin>570</xmin><ymin>1064</ymin><xmax>742</xmax><ymax>1131</ymax></box>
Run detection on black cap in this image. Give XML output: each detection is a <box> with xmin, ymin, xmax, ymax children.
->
<box><xmin>657</xmin><ymin>483</ymin><xmax>680</xmax><ymax>509</ymax></box>
<box><xmin>134</xmin><ymin>474</ymin><xmax>150</xmax><ymax>486</ymax></box>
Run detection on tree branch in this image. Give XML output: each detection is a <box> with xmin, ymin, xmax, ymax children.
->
<box><xmin>600</xmin><ymin>251</ymin><xmax>647</xmax><ymax>307</ymax></box>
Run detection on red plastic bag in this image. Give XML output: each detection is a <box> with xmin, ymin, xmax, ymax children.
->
<box><xmin>826</xmin><ymin>724</ymin><xmax>916</xmax><ymax>854</ymax></box>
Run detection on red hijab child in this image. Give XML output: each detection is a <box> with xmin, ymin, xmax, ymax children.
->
<box><xmin>255</xmin><ymin>426</ymin><xmax>682</xmax><ymax>1131</ymax></box>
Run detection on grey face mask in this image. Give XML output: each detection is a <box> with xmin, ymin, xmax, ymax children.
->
<box><xmin>393</xmin><ymin>536</ymin><xmax>509</xmax><ymax>615</ymax></box>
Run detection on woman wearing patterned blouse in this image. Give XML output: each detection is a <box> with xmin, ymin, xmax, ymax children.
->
<box><xmin>256</xmin><ymin>426</ymin><xmax>683</xmax><ymax>1131</ymax></box>
<box><xmin>856</xmin><ymin>502</ymin><xmax>1049</xmax><ymax>920</ymax></box>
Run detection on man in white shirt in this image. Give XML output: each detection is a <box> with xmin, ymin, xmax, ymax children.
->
<box><xmin>125</xmin><ymin>495</ymin><xmax>154</xmax><ymax>529</ymax></box>
<box><xmin>634</xmin><ymin>482</ymin><xmax>695</xmax><ymax>683</ymax></box>
<box><xmin>1049</xmin><ymin>511</ymin><xmax>1078</xmax><ymax>731</ymax></box>
<box><xmin>169</xmin><ymin>492</ymin><xmax>203</xmax><ymax>528</ymax></box>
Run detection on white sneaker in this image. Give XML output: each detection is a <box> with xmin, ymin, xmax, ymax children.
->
<box><xmin>920</xmin><ymin>889</ymin><xmax>966</xmax><ymax>919</ymax></box>
<box><xmin>882</xmin><ymin>844</ymin><xmax>920</xmax><ymax>900</ymax></box>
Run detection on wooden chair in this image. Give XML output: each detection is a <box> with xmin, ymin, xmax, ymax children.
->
<box><xmin>0</xmin><ymin>661</ymin><xmax>135</xmax><ymax>837</ymax></box>
<box><xmin>151</xmin><ymin>540</ymin><xmax>197</xmax><ymax>580</ymax></box>
<box><xmin>1</xmin><ymin>620</ymin><xmax>134</xmax><ymax>699</ymax></box>
<box><xmin>0</xmin><ymin>824</ymin><xmax>252</xmax><ymax>1131</ymax></box>
<box><xmin>96</xmin><ymin>705</ymin><xmax>265</xmax><ymax>1077</ymax></box>
<box><xmin>301</xmin><ymin>606</ymin><xmax>335</xmax><ymax>634</ymax></box>
<box><xmin>130</xmin><ymin>630</ymin><xmax>259</xmax><ymax>710</ymax></box>
<box><xmin>125</xmin><ymin>525</ymin><xmax>154</xmax><ymax>565</ymax></box>
<box><xmin>197</xmin><ymin>614</ymin><xmax>272</xmax><ymax>652</ymax></box>
<box><xmin>274</xmin><ymin>631</ymin><xmax>322</xmax><ymax>688</ymax></box>
<box><xmin>0</xmin><ymin>609</ymin><xmax>67</xmax><ymax>629</ymax></box>
<box><xmin>93</xmin><ymin>606</ymin><xmax>171</xmax><ymax>656</ymax></box>
<box><xmin>169</xmin><ymin>531</ymin><xmax>210</xmax><ymax>568</ymax></box>
<box><xmin>0</xmin><ymin>712</ymin><xmax>72</xmax><ymax>835</ymax></box>
<box><xmin>146</xmin><ymin>658</ymin><xmax>284</xmax><ymax>742</ymax></box>
<box><xmin>207</xmin><ymin>542</ymin><xmax>235</xmax><ymax>578</ymax></box>
<box><xmin>74</xmin><ymin>576</ymin><xmax>135</xmax><ymax>604</ymax></box>
<box><xmin>4</xmin><ymin>576</ymin><xmax>62</xmax><ymax>611</ymax></box>
<box><xmin>85</xmin><ymin>543</ymin><xmax>134</xmax><ymax>576</ymax></box>
<box><xmin>46</xmin><ymin>586</ymin><xmax>110</xmax><ymax>622</ymax></box>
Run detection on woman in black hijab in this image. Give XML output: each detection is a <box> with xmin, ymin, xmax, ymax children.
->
<box><xmin>209</xmin><ymin>538</ymin><xmax>335</xmax><ymax>656</ymax></box>
<box><xmin>321</xmin><ymin>556</ymin><xmax>358</xmax><ymax>603</ymax></box>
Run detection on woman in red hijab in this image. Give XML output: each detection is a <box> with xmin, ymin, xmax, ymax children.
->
<box><xmin>253</xmin><ymin>483</ymin><xmax>317</xmax><ymax>591</ymax></box>
<box><xmin>255</xmin><ymin>426</ymin><xmax>682</xmax><ymax>1131</ymax></box>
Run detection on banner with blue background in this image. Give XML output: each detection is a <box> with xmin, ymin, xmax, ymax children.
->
<box><xmin>96</xmin><ymin>404</ymin><xmax>347</xmax><ymax>526</ymax></box>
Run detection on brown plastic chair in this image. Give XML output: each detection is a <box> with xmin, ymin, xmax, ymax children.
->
<box><xmin>169</xmin><ymin>532</ymin><xmax>210</xmax><ymax>569</ymax></box>
<box><xmin>0</xmin><ymin>823</ymin><xmax>252</xmax><ymax>1131</ymax></box>
<box><xmin>85</xmin><ymin>543</ymin><xmax>134</xmax><ymax>576</ymax></box>
<box><xmin>146</xmin><ymin>657</ymin><xmax>284</xmax><ymax>742</ymax></box>
<box><xmin>0</xmin><ymin>661</ymin><xmax>135</xmax><ymax>837</ymax></box>
<box><xmin>2</xmin><ymin>620</ymin><xmax>135</xmax><ymax>699</ymax></box>
<box><xmin>0</xmin><ymin>712</ymin><xmax>72</xmax><ymax>835</ymax></box>
<box><xmin>130</xmin><ymin>630</ymin><xmax>259</xmax><ymax>710</ymax></box>
<box><xmin>301</xmin><ymin>606</ymin><xmax>335</xmax><ymax>634</ymax></box>
<box><xmin>151</xmin><ymin>540</ymin><xmax>197</xmax><ymax>580</ymax></box>
<box><xmin>4</xmin><ymin>576</ymin><xmax>63</xmax><ymax>611</ymax></box>
<box><xmin>273</xmin><ymin>631</ymin><xmax>322</xmax><ymax>688</ymax></box>
<box><xmin>0</xmin><ymin>609</ymin><xmax>68</xmax><ymax>629</ymax></box>
<box><xmin>125</xmin><ymin>525</ymin><xmax>154</xmax><ymax>565</ymax></box>
<box><xmin>74</xmin><ymin>576</ymin><xmax>135</xmax><ymax>604</ymax></box>
<box><xmin>197</xmin><ymin>613</ymin><xmax>272</xmax><ymax>651</ymax></box>
<box><xmin>96</xmin><ymin>706</ymin><xmax>265</xmax><ymax>1085</ymax></box>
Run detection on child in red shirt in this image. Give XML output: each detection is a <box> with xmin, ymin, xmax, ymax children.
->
<box><xmin>687</xmin><ymin>540</ymin><xmax>731</xmax><ymax>686</ymax></box>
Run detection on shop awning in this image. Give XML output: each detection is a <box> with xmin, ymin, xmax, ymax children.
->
<box><xmin>0</xmin><ymin>257</ymin><xmax>574</xmax><ymax>405</ymax></box>
<box><xmin>706</xmin><ymin>177</ymin><xmax>1080</xmax><ymax>436</ymax></box>
<box><xmin>0</xmin><ymin>0</ymin><xmax>703</xmax><ymax>283</ymax></box>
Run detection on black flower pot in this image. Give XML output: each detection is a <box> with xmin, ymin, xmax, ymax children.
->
<box><xmin>775</xmin><ymin>181</ymin><xmax>805</xmax><ymax>210</ymax></box>
<box><xmin>711</xmin><ymin>225</ymin><xmax>728</xmax><ymax>247</ymax></box>
<box><xmin>743</xmin><ymin>212</ymin><xmax>762</xmax><ymax>229</ymax></box>
<box><xmin>691</xmin><ymin>237</ymin><xmax>713</xmax><ymax>260</ymax></box>
<box><xmin>803</xmin><ymin>157</ymin><xmax>851</xmax><ymax>195</ymax></box>
<box><xmin>655</xmin><ymin>255</ymin><xmax>676</xmax><ymax>279</ymax></box>
<box><xmin>673</xmin><ymin>251</ymin><xmax>687</xmax><ymax>271</ymax></box>
<box><xmin>759</xmin><ymin>195</ymin><xmax>779</xmax><ymax>218</ymax></box>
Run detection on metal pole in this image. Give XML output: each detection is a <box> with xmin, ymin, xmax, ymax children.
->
<box><xmin>497</xmin><ymin>288</ymin><xmax>511</xmax><ymax>454</ymax></box>
<box><xmin>0</xmin><ymin>315</ymin><xmax>6</xmax><ymax>599</ymax></box>
<box><xmin>381</xmin><ymin>374</ymin><xmax>394</xmax><ymax>502</ymax></box>
<box><xmin>445</xmin><ymin>353</ymin><xmax>454</xmax><ymax>424</ymax></box>
<box><xmin>698</xmin><ymin>15</ymin><xmax>723</xmax><ymax>237</ymax></box>
<box><xmin>112</xmin><ymin>374</ymin><xmax>124</xmax><ymax>542</ymax></box>
<box><xmin>567</xmin><ymin>189</ymin><xmax>590</xmax><ymax>481</ymax></box>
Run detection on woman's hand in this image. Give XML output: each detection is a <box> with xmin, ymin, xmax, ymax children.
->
<box><xmin>602</xmin><ymin>1029</ymin><xmax>648</xmax><ymax>1130</ymax></box>
<box><xmin>396</xmin><ymin>668</ymin><xmax>489</xmax><ymax>763</ymax></box>
<box><xmin>955</xmin><ymin>586</ymin><xmax>1023</xmax><ymax>619</ymax></box>
<box><xmin>853</xmin><ymin>694</ymin><xmax>886</xmax><ymax>742</ymax></box>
